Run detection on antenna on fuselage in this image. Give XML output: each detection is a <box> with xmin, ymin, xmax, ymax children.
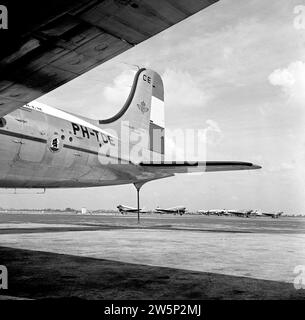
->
<box><xmin>120</xmin><ymin>62</ymin><xmax>141</xmax><ymax>71</ymax></box>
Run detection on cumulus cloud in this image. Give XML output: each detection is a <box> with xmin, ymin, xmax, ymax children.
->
<box><xmin>269</xmin><ymin>69</ymin><xmax>295</xmax><ymax>87</ymax></box>
<box><xmin>268</xmin><ymin>61</ymin><xmax>305</xmax><ymax>106</ymax></box>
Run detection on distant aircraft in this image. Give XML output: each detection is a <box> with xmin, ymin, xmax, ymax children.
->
<box><xmin>250</xmin><ymin>210</ymin><xmax>264</xmax><ymax>217</ymax></box>
<box><xmin>226</xmin><ymin>209</ymin><xmax>253</xmax><ymax>218</ymax></box>
<box><xmin>268</xmin><ymin>211</ymin><xmax>283</xmax><ymax>219</ymax></box>
<box><xmin>117</xmin><ymin>205</ymin><xmax>146</xmax><ymax>214</ymax></box>
<box><xmin>155</xmin><ymin>206</ymin><xmax>187</xmax><ymax>216</ymax></box>
<box><xmin>198</xmin><ymin>210</ymin><xmax>211</xmax><ymax>216</ymax></box>
<box><xmin>221</xmin><ymin>210</ymin><xmax>232</xmax><ymax>216</ymax></box>
<box><xmin>253</xmin><ymin>210</ymin><xmax>283</xmax><ymax>219</ymax></box>
<box><xmin>198</xmin><ymin>209</ymin><xmax>229</xmax><ymax>216</ymax></box>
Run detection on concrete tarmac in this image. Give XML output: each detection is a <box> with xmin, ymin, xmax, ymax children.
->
<box><xmin>0</xmin><ymin>213</ymin><xmax>304</xmax><ymax>299</ymax></box>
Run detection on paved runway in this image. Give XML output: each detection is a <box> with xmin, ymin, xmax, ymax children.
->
<box><xmin>0</xmin><ymin>213</ymin><xmax>304</xmax><ymax>299</ymax></box>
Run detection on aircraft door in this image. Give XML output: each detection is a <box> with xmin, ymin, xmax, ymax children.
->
<box><xmin>0</xmin><ymin>110</ymin><xmax>23</xmax><ymax>164</ymax></box>
<box><xmin>18</xmin><ymin>108</ymin><xmax>47</xmax><ymax>162</ymax></box>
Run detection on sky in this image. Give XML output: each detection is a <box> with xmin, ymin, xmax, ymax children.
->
<box><xmin>1</xmin><ymin>0</ymin><xmax>305</xmax><ymax>214</ymax></box>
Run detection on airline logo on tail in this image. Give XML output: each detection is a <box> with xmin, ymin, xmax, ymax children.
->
<box><xmin>137</xmin><ymin>101</ymin><xmax>149</xmax><ymax>114</ymax></box>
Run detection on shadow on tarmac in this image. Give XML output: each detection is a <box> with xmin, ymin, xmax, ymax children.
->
<box><xmin>0</xmin><ymin>246</ymin><xmax>304</xmax><ymax>300</ymax></box>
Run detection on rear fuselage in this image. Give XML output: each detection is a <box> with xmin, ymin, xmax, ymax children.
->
<box><xmin>0</xmin><ymin>103</ymin><xmax>163</xmax><ymax>188</ymax></box>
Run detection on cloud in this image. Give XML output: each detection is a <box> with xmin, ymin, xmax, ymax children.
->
<box><xmin>165</xmin><ymin>133</ymin><xmax>185</xmax><ymax>161</ymax></box>
<box><xmin>102</xmin><ymin>69</ymin><xmax>136</xmax><ymax>108</ymax></box>
<box><xmin>100</xmin><ymin>68</ymin><xmax>210</xmax><ymax>118</ymax></box>
<box><xmin>265</xmin><ymin>161</ymin><xmax>295</xmax><ymax>172</ymax></box>
<box><xmin>199</xmin><ymin>120</ymin><xmax>223</xmax><ymax>146</ymax></box>
<box><xmin>157</xmin><ymin>15</ymin><xmax>298</xmax><ymax>88</ymax></box>
<box><xmin>269</xmin><ymin>69</ymin><xmax>295</xmax><ymax>87</ymax></box>
<box><xmin>165</xmin><ymin>120</ymin><xmax>223</xmax><ymax>161</ymax></box>
<box><xmin>223</xmin><ymin>46</ymin><xmax>234</xmax><ymax>60</ymax></box>
<box><xmin>162</xmin><ymin>69</ymin><xmax>209</xmax><ymax>110</ymax></box>
<box><xmin>268</xmin><ymin>61</ymin><xmax>305</xmax><ymax>106</ymax></box>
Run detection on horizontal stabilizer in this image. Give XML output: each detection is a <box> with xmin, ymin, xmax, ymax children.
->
<box><xmin>139</xmin><ymin>161</ymin><xmax>261</xmax><ymax>173</ymax></box>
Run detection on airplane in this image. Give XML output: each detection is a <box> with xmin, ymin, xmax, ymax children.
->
<box><xmin>198</xmin><ymin>209</ymin><xmax>229</xmax><ymax>216</ymax></box>
<box><xmin>155</xmin><ymin>206</ymin><xmax>187</xmax><ymax>216</ymax></box>
<box><xmin>253</xmin><ymin>210</ymin><xmax>283</xmax><ymax>219</ymax></box>
<box><xmin>220</xmin><ymin>210</ymin><xmax>231</xmax><ymax>216</ymax></box>
<box><xmin>268</xmin><ymin>211</ymin><xmax>283</xmax><ymax>219</ymax></box>
<box><xmin>0</xmin><ymin>1</ymin><xmax>261</xmax><ymax>223</ymax></box>
<box><xmin>197</xmin><ymin>210</ymin><xmax>211</xmax><ymax>216</ymax></box>
<box><xmin>226</xmin><ymin>209</ymin><xmax>254</xmax><ymax>218</ymax></box>
<box><xmin>250</xmin><ymin>210</ymin><xmax>264</xmax><ymax>217</ymax></box>
<box><xmin>0</xmin><ymin>69</ymin><xmax>261</xmax><ymax>223</ymax></box>
<box><xmin>117</xmin><ymin>205</ymin><xmax>146</xmax><ymax>214</ymax></box>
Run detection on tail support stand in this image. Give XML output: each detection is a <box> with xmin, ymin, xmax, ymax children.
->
<box><xmin>133</xmin><ymin>182</ymin><xmax>145</xmax><ymax>224</ymax></box>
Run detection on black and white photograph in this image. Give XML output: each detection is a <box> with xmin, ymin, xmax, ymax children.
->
<box><xmin>0</xmin><ymin>0</ymin><xmax>304</xmax><ymax>312</ymax></box>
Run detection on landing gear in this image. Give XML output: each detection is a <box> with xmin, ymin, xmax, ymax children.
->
<box><xmin>133</xmin><ymin>182</ymin><xmax>145</xmax><ymax>224</ymax></box>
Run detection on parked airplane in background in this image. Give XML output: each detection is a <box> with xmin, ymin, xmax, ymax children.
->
<box><xmin>155</xmin><ymin>206</ymin><xmax>187</xmax><ymax>216</ymax></box>
<box><xmin>226</xmin><ymin>209</ymin><xmax>253</xmax><ymax>218</ymax></box>
<box><xmin>266</xmin><ymin>211</ymin><xmax>283</xmax><ymax>219</ymax></box>
<box><xmin>220</xmin><ymin>210</ymin><xmax>231</xmax><ymax>216</ymax></box>
<box><xmin>199</xmin><ymin>208</ymin><xmax>284</xmax><ymax>219</ymax></box>
<box><xmin>117</xmin><ymin>205</ymin><xmax>147</xmax><ymax>214</ymax></box>
<box><xmin>198</xmin><ymin>209</ymin><xmax>229</xmax><ymax>216</ymax></box>
<box><xmin>254</xmin><ymin>210</ymin><xmax>283</xmax><ymax>219</ymax></box>
<box><xmin>250</xmin><ymin>210</ymin><xmax>263</xmax><ymax>217</ymax></box>
<box><xmin>198</xmin><ymin>210</ymin><xmax>210</xmax><ymax>215</ymax></box>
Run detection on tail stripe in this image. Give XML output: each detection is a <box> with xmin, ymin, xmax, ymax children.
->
<box><xmin>99</xmin><ymin>68</ymin><xmax>146</xmax><ymax>124</ymax></box>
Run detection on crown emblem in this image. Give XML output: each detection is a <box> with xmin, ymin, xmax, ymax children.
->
<box><xmin>137</xmin><ymin>101</ymin><xmax>149</xmax><ymax>114</ymax></box>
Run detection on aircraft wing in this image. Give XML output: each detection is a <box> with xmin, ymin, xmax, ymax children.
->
<box><xmin>140</xmin><ymin>161</ymin><xmax>261</xmax><ymax>173</ymax></box>
<box><xmin>0</xmin><ymin>0</ymin><xmax>219</xmax><ymax>117</ymax></box>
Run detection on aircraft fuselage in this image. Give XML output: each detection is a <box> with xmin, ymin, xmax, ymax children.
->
<box><xmin>0</xmin><ymin>103</ymin><xmax>164</xmax><ymax>188</ymax></box>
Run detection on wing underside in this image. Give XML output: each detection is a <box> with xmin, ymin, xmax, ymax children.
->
<box><xmin>0</xmin><ymin>0</ymin><xmax>219</xmax><ymax>117</ymax></box>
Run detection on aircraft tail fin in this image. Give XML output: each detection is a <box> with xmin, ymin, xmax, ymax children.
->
<box><xmin>98</xmin><ymin>68</ymin><xmax>165</xmax><ymax>159</ymax></box>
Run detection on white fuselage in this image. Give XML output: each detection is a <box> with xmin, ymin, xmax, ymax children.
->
<box><xmin>0</xmin><ymin>102</ymin><xmax>169</xmax><ymax>188</ymax></box>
